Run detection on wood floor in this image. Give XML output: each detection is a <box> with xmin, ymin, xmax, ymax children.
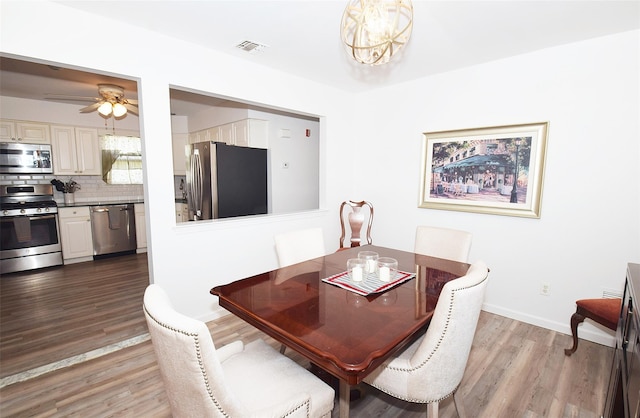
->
<box><xmin>0</xmin><ymin>254</ymin><xmax>613</xmax><ymax>417</ymax></box>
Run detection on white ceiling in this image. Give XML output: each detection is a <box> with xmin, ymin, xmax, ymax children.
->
<box><xmin>1</xmin><ymin>1</ymin><xmax>639</xmax><ymax>114</ymax></box>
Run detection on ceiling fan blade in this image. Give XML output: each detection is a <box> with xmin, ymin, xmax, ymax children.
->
<box><xmin>124</xmin><ymin>103</ymin><xmax>139</xmax><ymax>115</ymax></box>
<box><xmin>79</xmin><ymin>102</ymin><xmax>102</xmax><ymax>113</ymax></box>
<box><xmin>125</xmin><ymin>98</ymin><xmax>138</xmax><ymax>105</ymax></box>
<box><xmin>44</xmin><ymin>95</ymin><xmax>101</xmax><ymax>101</ymax></box>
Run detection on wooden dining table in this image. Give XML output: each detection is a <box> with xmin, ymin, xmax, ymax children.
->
<box><xmin>210</xmin><ymin>245</ymin><xmax>470</xmax><ymax>417</ymax></box>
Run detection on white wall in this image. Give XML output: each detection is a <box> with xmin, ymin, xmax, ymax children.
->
<box><xmin>249</xmin><ymin>109</ymin><xmax>320</xmax><ymax>214</ymax></box>
<box><xmin>1</xmin><ymin>0</ymin><xmax>356</xmax><ymax>320</ymax></box>
<box><xmin>2</xmin><ymin>1</ymin><xmax>638</xmax><ymax>346</ymax></box>
<box><xmin>353</xmin><ymin>29</ymin><xmax>640</xmax><ymax>345</ymax></box>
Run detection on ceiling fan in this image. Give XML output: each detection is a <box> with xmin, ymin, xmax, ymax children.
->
<box><xmin>80</xmin><ymin>84</ymin><xmax>138</xmax><ymax>117</ymax></box>
<box><xmin>46</xmin><ymin>84</ymin><xmax>138</xmax><ymax>118</ymax></box>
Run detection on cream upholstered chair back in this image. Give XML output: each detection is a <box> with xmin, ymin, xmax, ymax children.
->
<box><xmin>363</xmin><ymin>260</ymin><xmax>489</xmax><ymax>415</ymax></box>
<box><xmin>414</xmin><ymin>225</ymin><xmax>472</xmax><ymax>263</ymax></box>
<box><xmin>143</xmin><ymin>284</ymin><xmax>241</xmax><ymax>417</ymax></box>
<box><xmin>143</xmin><ymin>284</ymin><xmax>335</xmax><ymax>418</ymax></box>
<box><xmin>274</xmin><ymin>227</ymin><xmax>325</xmax><ymax>267</ymax></box>
<box><xmin>339</xmin><ymin>200</ymin><xmax>374</xmax><ymax>249</ymax></box>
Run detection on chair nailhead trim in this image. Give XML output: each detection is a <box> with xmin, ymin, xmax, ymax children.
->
<box><xmin>144</xmin><ymin>305</ymin><xmax>230</xmax><ymax>417</ymax></box>
<box><xmin>369</xmin><ymin>275</ymin><xmax>487</xmax><ymax>404</ymax></box>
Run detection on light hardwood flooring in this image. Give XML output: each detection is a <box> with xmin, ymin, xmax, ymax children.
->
<box><xmin>0</xmin><ymin>254</ymin><xmax>613</xmax><ymax>417</ymax></box>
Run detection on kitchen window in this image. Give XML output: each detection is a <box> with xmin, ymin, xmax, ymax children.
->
<box><xmin>100</xmin><ymin>135</ymin><xmax>143</xmax><ymax>185</ymax></box>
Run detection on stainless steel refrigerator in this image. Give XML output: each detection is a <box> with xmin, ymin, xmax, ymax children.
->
<box><xmin>186</xmin><ymin>142</ymin><xmax>268</xmax><ymax>221</ymax></box>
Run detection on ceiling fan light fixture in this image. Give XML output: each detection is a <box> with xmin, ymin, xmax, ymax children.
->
<box><xmin>98</xmin><ymin>101</ymin><xmax>113</xmax><ymax>116</ymax></box>
<box><xmin>340</xmin><ymin>0</ymin><xmax>413</xmax><ymax>66</ymax></box>
<box><xmin>112</xmin><ymin>102</ymin><xmax>127</xmax><ymax>118</ymax></box>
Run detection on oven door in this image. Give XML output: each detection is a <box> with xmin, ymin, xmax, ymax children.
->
<box><xmin>0</xmin><ymin>213</ymin><xmax>62</xmax><ymax>273</ymax></box>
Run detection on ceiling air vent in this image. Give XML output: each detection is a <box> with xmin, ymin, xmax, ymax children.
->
<box><xmin>235</xmin><ymin>40</ymin><xmax>268</xmax><ymax>54</ymax></box>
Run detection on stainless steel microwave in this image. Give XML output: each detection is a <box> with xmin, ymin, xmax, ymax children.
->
<box><xmin>0</xmin><ymin>142</ymin><xmax>53</xmax><ymax>174</ymax></box>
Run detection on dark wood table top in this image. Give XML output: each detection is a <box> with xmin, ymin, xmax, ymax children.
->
<box><xmin>211</xmin><ymin>245</ymin><xmax>469</xmax><ymax>385</ymax></box>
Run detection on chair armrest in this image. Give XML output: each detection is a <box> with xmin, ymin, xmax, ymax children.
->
<box><xmin>217</xmin><ymin>340</ymin><xmax>244</xmax><ymax>362</ymax></box>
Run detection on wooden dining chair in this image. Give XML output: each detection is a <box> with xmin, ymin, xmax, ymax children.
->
<box><xmin>564</xmin><ymin>297</ymin><xmax>621</xmax><ymax>356</ymax></box>
<box><xmin>339</xmin><ymin>200</ymin><xmax>374</xmax><ymax>250</ymax></box>
<box><xmin>414</xmin><ymin>225</ymin><xmax>472</xmax><ymax>263</ymax></box>
<box><xmin>363</xmin><ymin>260</ymin><xmax>489</xmax><ymax>418</ymax></box>
<box><xmin>143</xmin><ymin>284</ymin><xmax>335</xmax><ymax>417</ymax></box>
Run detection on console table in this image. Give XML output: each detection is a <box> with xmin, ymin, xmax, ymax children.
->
<box><xmin>604</xmin><ymin>263</ymin><xmax>640</xmax><ymax>417</ymax></box>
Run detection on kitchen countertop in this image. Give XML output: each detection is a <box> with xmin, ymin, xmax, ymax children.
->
<box><xmin>57</xmin><ymin>199</ymin><xmax>145</xmax><ymax>208</ymax></box>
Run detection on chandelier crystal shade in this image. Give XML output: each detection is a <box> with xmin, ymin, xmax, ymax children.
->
<box><xmin>340</xmin><ymin>0</ymin><xmax>413</xmax><ymax>66</ymax></box>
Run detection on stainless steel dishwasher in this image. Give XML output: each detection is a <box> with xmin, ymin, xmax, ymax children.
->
<box><xmin>90</xmin><ymin>204</ymin><xmax>137</xmax><ymax>258</ymax></box>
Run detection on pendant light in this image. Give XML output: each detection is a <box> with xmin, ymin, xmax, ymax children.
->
<box><xmin>340</xmin><ymin>0</ymin><xmax>413</xmax><ymax>66</ymax></box>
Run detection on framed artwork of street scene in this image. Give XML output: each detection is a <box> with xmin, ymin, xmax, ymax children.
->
<box><xmin>419</xmin><ymin>122</ymin><xmax>549</xmax><ymax>218</ymax></box>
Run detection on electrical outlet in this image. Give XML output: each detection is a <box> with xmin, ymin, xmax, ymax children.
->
<box><xmin>540</xmin><ymin>283</ymin><xmax>550</xmax><ymax>296</ymax></box>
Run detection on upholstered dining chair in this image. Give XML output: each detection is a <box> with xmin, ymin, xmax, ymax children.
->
<box><xmin>363</xmin><ymin>260</ymin><xmax>489</xmax><ymax>418</ymax></box>
<box><xmin>414</xmin><ymin>225</ymin><xmax>473</xmax><ymax>263</ymax></box>
<box><xmin>564</xmin><ymin>297</ymin><xmax>621</xmax><ymax>356</ymax></box>
<box><xmin>273</xmin><ymin>227</ymin><xmax>326</xmax><ymax>353</ymax></box>
<box><xmin>338</xmin><ymin>200</ymin><xmax>374</xmax><ymax>250</ymax></box>
<box><xmin>143</xmin><ymin>284</ymin><xmax>335</xmax><ymax>418</ymax></box>
<box><xmin>274</xmin><ymin>227</ymin><xmax>326</xmax><ymax>267</ymax></box>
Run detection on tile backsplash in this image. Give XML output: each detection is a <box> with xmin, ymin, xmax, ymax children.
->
<box><xmin>0</xmin><ymin>174</ymin><xmax>144</xmax><ymax>204</ymax></box>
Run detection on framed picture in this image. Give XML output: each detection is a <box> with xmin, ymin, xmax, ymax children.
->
<box><xmin>419</xmin><ymin>122</ymin><xmax>549</xmax><ymax>218</ymax></box>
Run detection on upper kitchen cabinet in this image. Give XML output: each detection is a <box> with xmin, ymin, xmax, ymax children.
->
<box><xmin>0</xmin><ymin>120</ymin><xmax>51</xmax><ymax>144</ymax></box>
<box><xmin>51</xmin><ymin>126</ymin><xmax>101</xmax><ymax>175</ymax></box>
<box><xmin>234</xmin><ymin>119</ymin><xmax>268</xmax><ymax>148</ymax></box>
<box><xmin>172</xmin><ymin>133</ymin><xmax>188</xmax><ymax>175</ymax></box>
<box><xmin>188</xmin><ymin>130</ymin><xmax>208</xmax><ymax>144</ymax></box>
<box><xmin>185</xmin><ymin>119</ymin><xmax>268</xmax><ymax>148</ymax></box>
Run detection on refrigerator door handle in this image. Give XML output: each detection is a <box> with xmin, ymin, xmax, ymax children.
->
<box><xmin>187</xmin><ymin>148</ymin><xmax>203</xmax><ymax>220</ymax></box>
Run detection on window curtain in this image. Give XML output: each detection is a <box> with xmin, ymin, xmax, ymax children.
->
<box><xmin>100</xmin><ymin>135</ymin><xmax>143</xmax><ymax>184</ymax></box>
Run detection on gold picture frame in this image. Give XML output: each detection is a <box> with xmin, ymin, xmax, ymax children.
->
<box><xmin>419</xmin><ymin>122</ymin><xmax>549</xmax><ymax>218</ymax></box>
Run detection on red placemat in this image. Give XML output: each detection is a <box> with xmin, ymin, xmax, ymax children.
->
<box><xmin>322</xmin><ymin>270</ymin><xmax>415</xmax><ymax>296</ymax></box>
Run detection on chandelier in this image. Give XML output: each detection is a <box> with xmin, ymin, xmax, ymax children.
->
<box><xmin>340</xmin><ymin>0</ymin><xmax>413</xmax><ymax>66</ymax></box>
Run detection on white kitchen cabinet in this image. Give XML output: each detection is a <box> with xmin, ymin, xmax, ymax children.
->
<box><xmin>0</xmin><ymin>120</ymin><xmax>16</xmax><ymax>142</ymax></box>
<box><xmin>58</xmin><ymin>206</ymin><xmax>94</xmax><ymax>262</ymax></box>
<box><xmin>219</xmin><ymin>123</ymin><xmax>234</xmax><ymax>145</ymax></box>
<box><xmin>172</xmin><ymin>133</ymin><xmax>188</xmax><ymax>175</ymax></box>
<box><xmin>0</xmin><ymin>120</ymin><xmax>50</xmax><ymax>143</ymax></box>
<box><xmin>188</xmin><ymin>129</ymin><xmax>209</xmax><ymax>144</ymax></box>
<box><xmin>234</xmin><ymin>119</ymin><xmax>268</xmax><ymax>148</ymax></box>
<box><xmin>134</xmin><ymin>203</ymin><xmax>147</xmax><ymax>251</ymax></box>
<box><xmin>175</xmin><ymin>202</ymin><xmax>189</xmax><ymax>223</ymax></box>
<box><xmin>51</xmin><ymin>125</ymin><xmax>100</xmax><ymax>175</ymax></box>
<box><xmin>208</xmin><ymin>126</ymin><xmax>222</xmax><ymax>143</ymax></box>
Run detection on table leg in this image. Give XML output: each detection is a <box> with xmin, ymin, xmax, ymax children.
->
<box><xmin>339</xmin><ymin>380</ymin><xmax>351</xmax><ymax>418</ymax></box>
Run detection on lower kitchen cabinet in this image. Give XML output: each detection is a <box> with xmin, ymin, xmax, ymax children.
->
<box><xmin>134</xmin><ymin>203</ymin><xmax>147</xmax><ymax>251</ymax></box>
<box><xmin>175</xmin><ymin>202</ymin><xmax>188</xmax><ymax>223</ymax></box>
<box><xmin>58</xmin><ymin>206</ymin><xmax>93</xmax><ymax>263</ymax></box>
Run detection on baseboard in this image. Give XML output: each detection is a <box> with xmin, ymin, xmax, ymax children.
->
<box><xmin>199</xmin><ymin>302</ymin><xmax>617</xmax><ymax>347</ymax></box>
<box><xmin>482</xmin><ymin>302</ymin><xmax>616</xmax><ymax>348</ymax></box>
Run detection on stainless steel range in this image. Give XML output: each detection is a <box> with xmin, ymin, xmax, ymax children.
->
<box><xmin>0</xmin><ymin>184</ymin><xmax>63</xmax><ymax>274</ymax></box>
